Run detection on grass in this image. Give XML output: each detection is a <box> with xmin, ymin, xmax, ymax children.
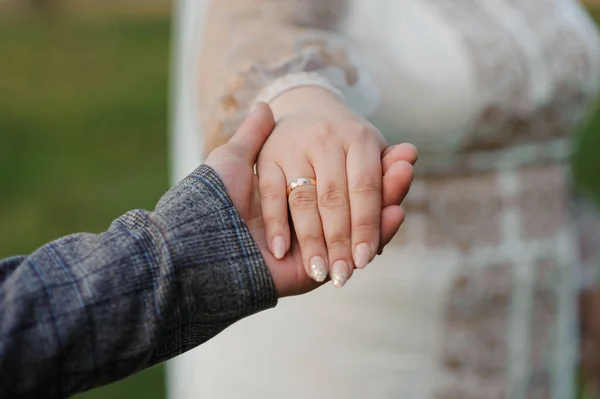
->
<box><xmin>1</xmin><ymin>5</ymin><xmax>600</xmax><ymax>399</ymax></box>
<box><xmin>0</xmin><ymin>11</ymin><xmax>171</xmax><ymax>399</ymax></box>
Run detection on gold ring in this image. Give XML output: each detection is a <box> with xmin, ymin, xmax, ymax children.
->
<box><xmin>287</xmin><ymin>177</ymin><xmax>317</xmax><ymax>196</ymax></box>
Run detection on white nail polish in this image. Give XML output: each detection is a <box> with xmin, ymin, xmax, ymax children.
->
<box><xmin>354</xmin><ymin>243</ymin><xmax>372</xmax><ymax>269</ymax></box>
<box><xmin>309</xmin><ymin>257</ymin><xmax>327</xmax><ymax>282</ymax></box>
<box><xmin>331</xmin><ymin>261</ymin><xmax>349</xmax><ymax>288</ymax></box>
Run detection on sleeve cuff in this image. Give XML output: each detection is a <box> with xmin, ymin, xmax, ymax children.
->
<box><xmin>188</xmin><ymin>164</ymin><xmax>278</xmax><ymax>314</ymax></box>
<box><xmin>154</xmin><ymin>164</ymin><xmax>278</xmax><ymax>333</ymax></box>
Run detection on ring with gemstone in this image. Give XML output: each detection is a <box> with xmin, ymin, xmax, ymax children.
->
<box><xmin>286</xmin><ymin>177</ymin><xmax>317</xmax><ymax>196</ymax></box>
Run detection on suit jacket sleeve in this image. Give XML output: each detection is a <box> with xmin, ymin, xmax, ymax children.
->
<box><xmin>0</xmin><ymin>164</ymin><xmax>278</xmax><ymax>398</ymax></box>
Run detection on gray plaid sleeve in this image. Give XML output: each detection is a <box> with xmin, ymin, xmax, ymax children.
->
<box><xmin>0</xmin><ymin>165</ymin><xmax>278</xmax><ymax>398</ymax></box>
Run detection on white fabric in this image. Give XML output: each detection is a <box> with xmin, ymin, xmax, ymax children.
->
<box><xmin>255</xmin><ymin>72</ymin><xmax>345</xmax><ymax>105</ymax></box>
<box><xmin>339</xmin><ymin>0</ymin><xmax>480</xmax><ymax>152</ymax></box>
<box><xmin>168</xmin><ymin>0</ymin><xmax>204</xmax><ymax>184</ymax></box>
<box><xmin>169</xmin><ymin>1</ymin><xmax>600</xmax><ymax>398</ymax></box>
<box><xmin>167</xmin><ymin>1</ymin><xmax>206</xmax><ymax>398</ymax></box>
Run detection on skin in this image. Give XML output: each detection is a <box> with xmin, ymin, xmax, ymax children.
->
<box><xmin>256</xmin><ymin>87</ymin><xmax>407</xmax><ymax>287</ymax></box>
<box><xmin>206</xmin><ymin>102</ymin><xmax>417</xmax><ymax>296</ymax></box>
<box><xmin>581</xmin><ymin>288</ymin><xmax>600</xmax><ymax>394</ymax></box>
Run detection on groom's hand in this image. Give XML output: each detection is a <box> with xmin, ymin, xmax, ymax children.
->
<box><xmin>205</xmin><ymin>103</ymin><xmax>417</xmax><ymax>297</ymax></box>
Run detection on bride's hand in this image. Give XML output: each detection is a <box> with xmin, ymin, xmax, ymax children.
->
<box><xmin>256</xmin><ymin>87</ymin><xmax>415</xmax><ymax>287</ymax></box>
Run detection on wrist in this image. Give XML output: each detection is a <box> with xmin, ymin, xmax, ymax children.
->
<box><xmin>269</xmin><ymin>86</ymin><xmax>345</xmax><ymax>119</ymax></box>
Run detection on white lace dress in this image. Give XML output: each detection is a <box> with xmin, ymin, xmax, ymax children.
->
<box><xmin>169</xmin><ymin>1</ymin><xmax>600</xmax><ymax>398</ymax></box>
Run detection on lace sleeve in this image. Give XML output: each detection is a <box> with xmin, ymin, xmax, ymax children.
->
<box><xmin>198</xmin><ymin>0</ymin><xmax>378</xmax><ymax>154</ymax></box>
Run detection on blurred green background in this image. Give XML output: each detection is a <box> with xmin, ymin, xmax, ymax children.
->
<box><xmin>0</xmin><ymin>2</ymin><xmax>599</xmax><ymax>398</ymax></box>
<box><xmin>0</xmin><ymin>2</ymin><xmax>170</xmax><ymax>398</ymax></box>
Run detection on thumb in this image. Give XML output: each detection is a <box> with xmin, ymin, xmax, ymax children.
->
<box><xmin>227</xmin><ymin>102</ymin><xmax>275</xmax><ymax>165</ymax></box>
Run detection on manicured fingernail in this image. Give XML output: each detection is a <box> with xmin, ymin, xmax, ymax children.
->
<box><xmin>309</xmin><ymin>256</ymin><xmax>327</xmax><ymax>282</ymax></box>
<box><xmin>331</xmin><ymin>260</ymin><xmax>349</xmax><ymax>288</ymax></box>
<box><xmin>272</xmin><ymin>236</ymin><xmax>286</xmax><ymax>259</ymax></box>
<box><xmin>354</xmin><ymin>243</ymin><xmax>372</xmax><ymax>269</ymax></box>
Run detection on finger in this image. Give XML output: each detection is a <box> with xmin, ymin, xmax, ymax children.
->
<box><xmin>286</xmin><ymin>168</ymin><xmax>329</xmax><ymax>283</ymax></box>
<box><xmin>258</xmin><ymin>162</ymin><xmax>290</xmax><ymax>260</ymax></box>
<box><xmin>347</xmin><ymin>141</ymin><xmax>382</xmax><ymax>269</ymax></box>
<box><xmin>382</xmin><ymin>143</ymin><xmax>418</xmax><ymax>173</ymax></box>
<box><xmin>313</xmin><ymin>147</ymin><xmax>353</xmax><ymax>288</ymax></box>
<box><xmin>378</xmin><ymin>205</ymin><xmax>405</xmax><ymax>255</ymax></box>
<box><xmin>227</xmin><ymin>102</ymin><xmax>275</xmax><ymax>165</ymax></box>
<box><xmin>382</xmin><ymin>160</ymin><xmax>415</xmax><ymax>207</ymax></box>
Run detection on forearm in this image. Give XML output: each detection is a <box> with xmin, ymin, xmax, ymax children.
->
<box><xmin>199</xmin><ymin>0</ymin><xmax>374</xmax><ymax>154</ymax></box>
<box><xmin>0</xmin><ymin>165</ymin><xmax>277</xmax><ymax>398</ymax></box>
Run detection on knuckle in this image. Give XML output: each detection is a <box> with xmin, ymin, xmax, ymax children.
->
<box><xmin>319</xmin><ymin>184</ymin><xmax>348</xmax><ymax>209</ymax></box>
<box><xmin>351</xmin><ymin>176</ymin><xmax>381</xmax><ymax>195</ymax></box>
<box><xmin>314</xmin><ymin>122</ymin><xmax>337</xmax><ymax>146</ymax></box>
<box><xmin>260</xmin><ymin>183</ymin><xmax>282</xmax><ymax>202</ymax></box>
<box><xmin>352</xmin><ymin>218</ymin><xmax>380</xmax><ymax>235</ymax></box>
<box><xmin>354</xmin><ymin>124</ymin><xmax>371</xmax><ymax>139</ymax></box>
<box><xmin>326</xmin><ymin>234</ymin><xmax>351</xmax><ymax>251</ymax></box>
<box><xmin>300</xmin><ymin>233</ymin><xmax>323</xmax><ymax>248</ymax></box>
<box><xmin>289</xmin><ymin>188</ymin><xmax>317</xmax><ymax>209</ymax></box>
<box><xmin>347</xmin><ymin>122</ymin><xmax>371</xmax><ymax>141</ymax></box>
<box><xmin>265</xmin><ymin>218</ymin><xmax>285</xmax><ymax>231</ymax></box>
<box><xmin>348</xmin><ymin>121</ymin><xmax>385</xmax><ymax>147</ymax></box>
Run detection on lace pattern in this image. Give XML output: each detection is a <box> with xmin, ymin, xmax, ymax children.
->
<box><xmin>196</xmin><ymin>2</ymin><xmax>598</xmax><ymax>398</ymax></box>
<box><xmin>432</xmin><ymin>0</ymin><xmax>595</xmax><ymax>153</ymax></box>
<box><xmin>199</xmin><ymin>1</ymin><xmax>375</xmax><ymax>155</ymax></box>
<box><xmin>207</xmin><ymin>42</ymin><xmax>357</xmax><ymax>150</ymax></box>
<box><xmin>395</xmin><ymin>162</ymin><xmax>576</xmax><ymax>398</ymax></box>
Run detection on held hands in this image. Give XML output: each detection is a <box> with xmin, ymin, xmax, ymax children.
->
<box><xmin>258</xmin><ymin>87</ymin><xmax>416</xmax><ymax>286</ymax></box>
<box><xmin>206</xmin><ymin>100</ymin><xmax>417</xmax><ymax>297</ymax></box>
